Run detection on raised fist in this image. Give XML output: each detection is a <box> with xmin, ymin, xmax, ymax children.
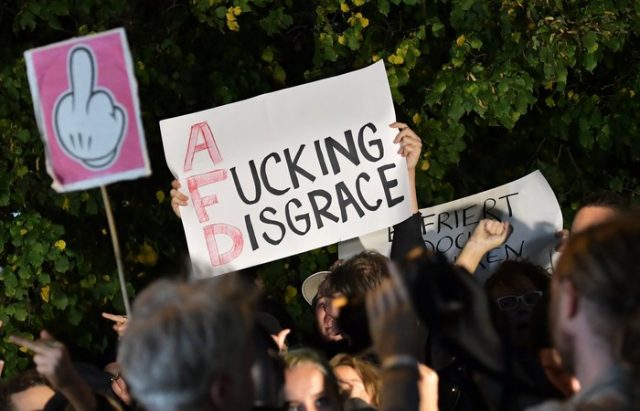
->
<box><xmin>54</xmin><ymin>46</ymin><xmax>126</xmax><ymax>169</ymax></box>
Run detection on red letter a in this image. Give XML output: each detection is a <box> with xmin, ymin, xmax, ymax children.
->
<box><xmin>184</xmin><ymin>122</ymin><xmax>223</xmax><ymax>172</ymax></box>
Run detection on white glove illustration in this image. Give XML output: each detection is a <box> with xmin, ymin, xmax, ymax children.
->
<box><xmin>54</xmin><ymin>46</ymin><xmax>126</xmax><ymax>169</ymax></box>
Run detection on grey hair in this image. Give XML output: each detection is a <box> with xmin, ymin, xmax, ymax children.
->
<box><xmin>118</xmin><ymin>276</ymin><xmax>254</xmax><ymax>411</ymax></box>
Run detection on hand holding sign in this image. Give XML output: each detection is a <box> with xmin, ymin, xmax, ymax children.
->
<box><xmin>54</xmin><ymin>46</ymin><xmax>126</xmax><ymax>170</ymax></box>
<box><xmin>391</xmin><ymin>122</ymin><xmax>422</xmax><ymax>214</ymax></box>
<box><xmin>391</xmin><ymin>122</ymin><xmax>422</xmax><ymax>171</ymax></box>
<box><xmin>170</xmin><ymin>179</ymin><xmax>188</xmax><ymax>218</ymax></box>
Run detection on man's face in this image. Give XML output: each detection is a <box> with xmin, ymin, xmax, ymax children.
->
<box><xmin>571</xmin><ymin>206</ymin><xmax>616</xmax><ymax>234</ymax></box>
<box><xmin>314</xmin><ymin>296</ymin><xmax>343</xmax><ymax>342</ymax></box>
<box><xmin>549</xmin><ymin>277</ymin><xmax>575</xmax><ymax>374</ymax></box>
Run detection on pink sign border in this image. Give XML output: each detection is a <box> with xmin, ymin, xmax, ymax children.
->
<box><xmin>24</xmin><ymin>28</ymin><xmax>151</xmax><ymax>192</ymax></box>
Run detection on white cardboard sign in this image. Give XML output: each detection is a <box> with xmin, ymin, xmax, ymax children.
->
<box><xmin>339</xmin><ymin>170</ymin><xmax>563</xmax><ymax>281</ymax></box>
<box><xmin>160</xmin><ymin>62</ymin><xmax>411</xmax><ymax>276</ymax></box>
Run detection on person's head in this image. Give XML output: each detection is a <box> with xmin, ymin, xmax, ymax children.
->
<box><xmin>327</xmin><ymin>252</ymin><xmax>389</xmax><ymax>300</ymax></box>
<box><xmin>312</xmin><ymin>252</ymin><xmax>390</xmax><ymax>343</ymax></box>
<box><xmin>485</xmin><ymin>260</ymin><xmax>550</xmax><ymax>349</ymax></box>
<box><xmin>283</xmin><ymin>349</ymin><xmax>342</xmax><ymax>411</ymax></box>
<box><xmin>330</xmin><ymin>354</ymin><xmax>380</xmax><ymax>407</ymax></box>
<box><xmin>571</xmin><ymin>193</ymin><xmax>629</xmax><ymax>234</ymax></box>
<box><xmin>306</xmin><ymin>253</ymin><xmax>390</xmax><ymax>343</ymax></box>
<box><xmin>0</xmin><ymin>370</ymin><xmax>54</xmax><ymax>411</ymax></box>
<box><xmin>551</xmin><ymin>214</ymin><xmax>640</xmax><ymax>385</ymax></box>
<box><xmin>118</xmin><ymin>276</ymin><xmax>255</xmax><ymax>411</ymax></box>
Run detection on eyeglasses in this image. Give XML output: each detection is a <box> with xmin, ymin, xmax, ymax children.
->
<box><xmin>495</xmin><ymin>291</ymin><xmax>543</xmax><ymax>311</ymax></box>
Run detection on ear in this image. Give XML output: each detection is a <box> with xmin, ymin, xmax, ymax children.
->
<box><xmin>560</xmin><ymin>280</ymin><xmax>580</xmax><ymax>319</ymax></box>
<box><xmin>210</xmin><ymin>375</ymin><xmax>233</xmax><ymax>410</ymax></box>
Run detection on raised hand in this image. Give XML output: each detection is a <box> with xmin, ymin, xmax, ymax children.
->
<box><xmin>367</xmin><ymin>266</ymin><xmax>424</xmax><ymax>411</ymax></box>
<box><xmin>467</xmin><ymin>219</ymin><xmax>510</xmax><ymax>252</ymax></box>
<box><xmin>456</xmin><ymin>219</ymin><xmax>510</xmax><ymax>274</ymax></box>
<box><xmin>54</xmin><ymin>46</ymin><xmax>126</xmax><ymax>169</ymax></box>
<box><xmin>10</xmin><ymin>331</ymin><xmax>98</xmax><ymax>411</ymax></box>
<box><xmin>101</xmin><ymin>312</ymin><xmax>128</xmax><ymax>337</ymax></box>
<box><xmin>365</xmin><ymin>264</ymin><xmax>420</xmax><ymax>361</ymax></box>
<box><xmin>10</xmin><ymin>331</ymin><xmax>77</xmax><ymax>391</ymax></box>
<box><xmin>271</xmin><ymin>328</ymin><xmax>291</xmax><ymax>353</ymax></box>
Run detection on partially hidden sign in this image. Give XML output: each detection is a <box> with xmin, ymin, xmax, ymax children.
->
<box><xmin>25</xmin><ymin>28</ymin><xmax>150</xmax><ymax>192</ymax></box>
<box><xmin>339</xmin><ymin>170</ymin><xmax>563</xmax><ymax>282</ymax></box>
<box><xmin>160</xmin><ymin>61</ymin><xmax>412</xmax><ymax>276</ymax></box>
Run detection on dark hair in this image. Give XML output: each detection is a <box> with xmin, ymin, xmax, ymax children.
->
<box><xmin>580</xmin><ymin>192</ymin><xmax>630</xmax><ymax>210</ymax></box>
<box><xmin>556</xmin><ymin>212</ymin><xmax>640</xmax><ymax>405</ymax></box>
<box><xmin>485</xmin><ymin>260</ymin><xmax>551</xmax><ymax>296</ymax></box>
<box><xmin>0</xmin><ymin>369</ymin><xmax>50</xmax><ymax>411</ymax></box>
<box><xmin>326</xmin><ymin>251</ymin><xmax>389</xmax><ymax>299</ymax></box>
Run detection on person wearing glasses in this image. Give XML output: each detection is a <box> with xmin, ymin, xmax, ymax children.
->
<box><xmin>484</xmin><ymin>261</ymin><xmax>550</xmax><ymax>352</ymax></box>
<box><xmin>483</xmin><ymin>260</ymin><xmax>561</xmax><ymax>408</ymax></box>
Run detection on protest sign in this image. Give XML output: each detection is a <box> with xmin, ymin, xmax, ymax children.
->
<box><xmin>160</xmin><ymin>61</ymin><xmax>412</xmax><ymax>276</ymax></box>
<box><xmin>339</xmin><ymin>170</ymin><xmax>563</xmax><ymax>282</ymax></box>
<box><xmin>25</xmin><ymin>28</ymin><xmax>150</xmax><ymax>192</ymax></box>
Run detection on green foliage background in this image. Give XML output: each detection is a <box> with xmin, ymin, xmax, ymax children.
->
<box><xmin>1</xmin><ymin>0</ymin><xmax>639</xmax><ymax>375</ymax></box>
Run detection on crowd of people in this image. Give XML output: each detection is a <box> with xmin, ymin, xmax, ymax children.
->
<box><xmin>1</xmin><ymin>123</ymin><xmax>638</xmax><ymax>411</ymax></box>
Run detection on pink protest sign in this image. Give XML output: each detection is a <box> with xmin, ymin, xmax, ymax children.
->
<box><xmin>25</xmin><ymin>28</ymin><xmax>150</xmax><ymax>192</ymax></box>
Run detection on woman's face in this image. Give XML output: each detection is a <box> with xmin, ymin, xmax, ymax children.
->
<box><xmin>285</xmin><ymin>363</ymin><xmax>340</xmax><ymax>411</ymax></box>
<box><xmin>489</xmin><ymin>275</ymin><xmax>541</xmax><ymax>349</ymax></box>
<box><xmin>333</xmin><ymin>365</ymin><xmax>372</xmax><ymax>405</ymax></box>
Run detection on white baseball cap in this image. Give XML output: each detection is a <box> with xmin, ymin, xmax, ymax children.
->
<box><xmin>301</xmin><ymin>271</ymin><xmax>331</xmax><ymax>305</ymax></box>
